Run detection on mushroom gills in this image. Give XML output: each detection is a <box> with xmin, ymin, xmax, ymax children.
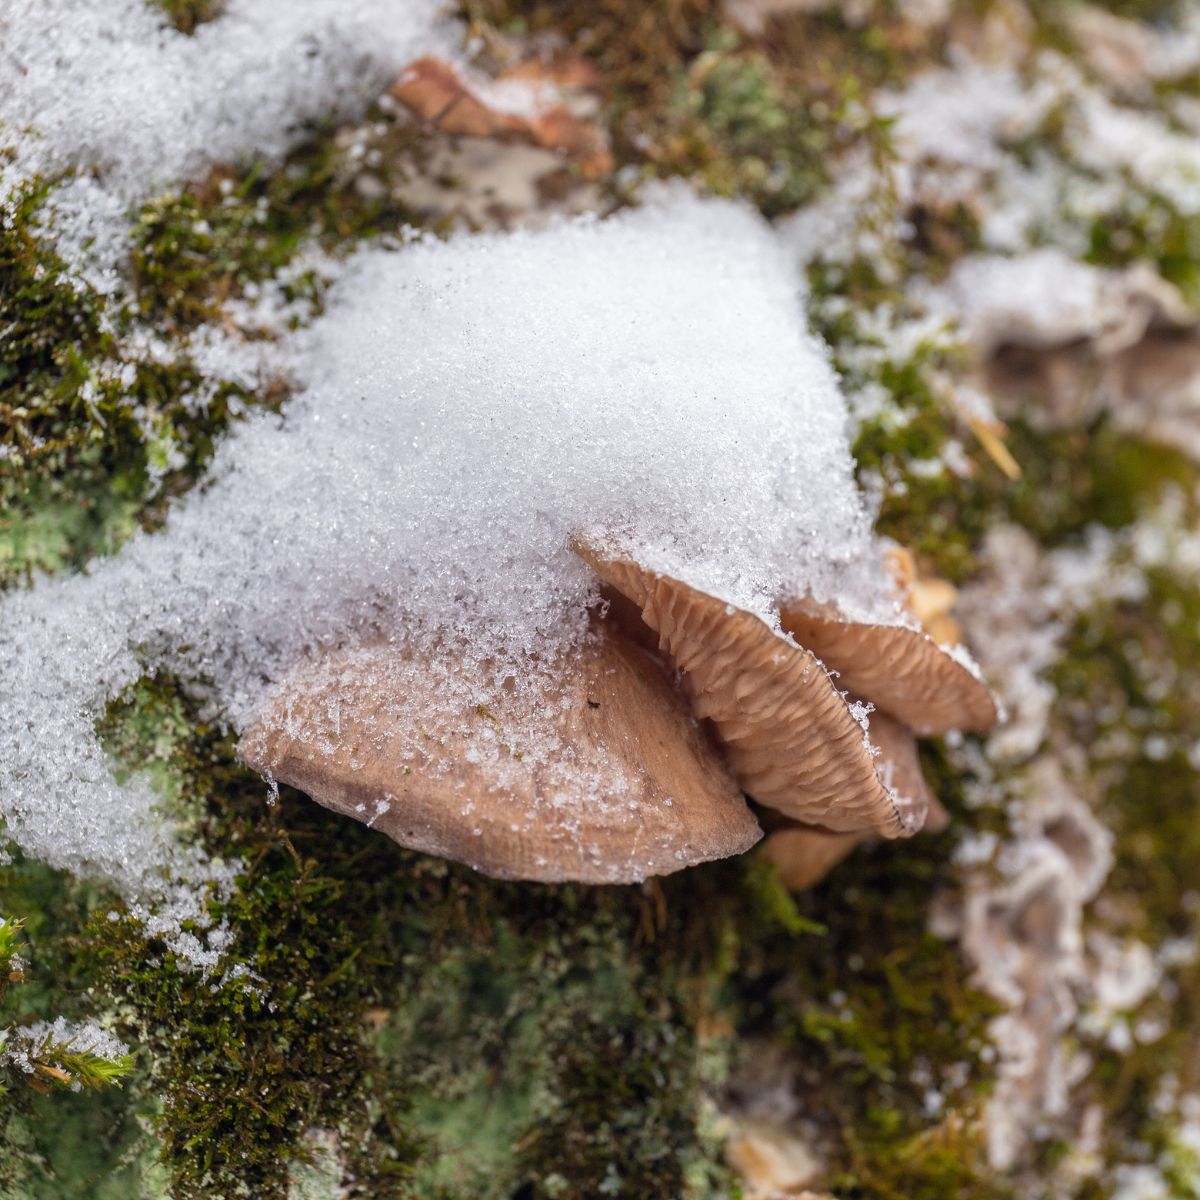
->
<box><xmin>778</xmin><ymin>598</ymin><xmax>998</xmax><ymax>736</ymax></box>
<box><xmin>573</xmin><ymin>539</ymin><xmax>916</xmax><ymax>839</ymax></box>
<box><xmin>761</xmin><ymin>706</ymin><xmax>948</xmax><ymax>889</ymax></box>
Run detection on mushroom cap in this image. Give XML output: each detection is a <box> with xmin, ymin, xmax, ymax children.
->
<box><xmin>864</xmin><ymin>706</ymin><xmax>942</xmax><ymax>829</ymax></box>
<box><xmin>760</xmin><ymin>825</ymin><xmax>862</xmax><ymax>891</ymax></box>
<box><xmin>237</xmin><ymin>620</ymin><xmax>760</xmax><ymax>884</ymax></box>
<box><xmin>779</xmin><ymin>598</ymin><xmax>998</xmax><ymax>735</ymax></box>
<box><xmin>573</xmin><ymin>540</ymin><xmax>916</xmax><ymax>838</ymax></box>
<box><xmin>760</xmin><ymin>706</ymin><xmax>946</xmax><ymax>889</ymax></box>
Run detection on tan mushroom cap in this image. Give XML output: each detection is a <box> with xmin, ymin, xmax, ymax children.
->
<box><xmin>573</xmin><ymin>540</ymin><xmax>915</xmax><ymax>838</ymax></box>
<box><xmin>761</xmin><ymin>708</ymin><xmax>947</xmax><ymax>889</ymax></box>
<box><xmin>760</xmin><ymin>825</ymin><xmax>862</xmax><ymax>891</ymax></box>
<box><xmin>778</xmin><ymin>598</ymin><xmax>998</xmax><ymax>736</ymax></box>
<box><xmin>865</xmin><ymin>707</ymin><xmax>943</xmax><ymax>828</ymax></box>
<box><xmin>237</xmin><ymin>620</ymin><xmax>760</xmax><ymax>884</ymax></box>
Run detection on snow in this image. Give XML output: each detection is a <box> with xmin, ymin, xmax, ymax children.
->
<box><xmin>0</xmin><ymin>0</ymin><xmax>450</xmax><ymax>286</ymax></box>
<box><xmin>1075</xmin><ymin>92</ymin><xmax>1200</xmax><ymax>216</ymax></box>
<box><xmin>876</xmin><ymin>58</ymin><xmax>1058</xmax><ymax>176</ymax></box>
<box><xmin>0</xmin><ymin>1016</ymin><xmax>129</xmax><ymax>1081</ymax></box>
<box><xmin>0</xmin><ymin>193</ymin><xmax>885</xmax><ymax>917</ymax></box>
<box><xmin>936</xmin><ymin>249</ymin><xmax>1109</xmax><ymax>352</ymax></box>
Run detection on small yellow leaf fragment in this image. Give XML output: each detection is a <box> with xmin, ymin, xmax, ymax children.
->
<box><xmin>968</xmin><ymin>413</ymin><xmax>1022</xmax><ymax>480</ymax></box>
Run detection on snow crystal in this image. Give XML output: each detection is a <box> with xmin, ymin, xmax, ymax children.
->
<box><xmin>0</xmin><ymin>194</ymin><xmax>883</xmax><ymax>902</ymax></box>
<box><xmin>0</xmin><ymin>0</ymin><xmax>449</xmax><ymax>284</ymax></box>
<box><xmin>0</xmin><ymin>1016</ymin><xmax>129</xmax><ymax>1075</ymax></box>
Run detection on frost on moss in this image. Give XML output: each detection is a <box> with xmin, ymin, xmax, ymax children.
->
<box><xmin>0</xmin><ymin>181</ymin><xmax>259</xmax><ymax>588</ymax></box>
<box><xmin>0</xmin><ymin>112</ymin><xmax>449</xmax><ymax>591</ymax></box>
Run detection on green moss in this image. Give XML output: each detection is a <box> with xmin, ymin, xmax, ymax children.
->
<box><xmin>462</xmin><ymin>0</ymin><xmax>721</xmax><ymax>111</ymax></box>
<box><xmin>149</xmin><ymin>0</ymin><xmax>226</xmax><ymax>35</ymax></box>
<box><xmin>1084</xmin><ymin>188</ymin><xmax>1200</xmax><ymax>306</ymax></box>
<box><xmin>0</xmin><ymin>1086</ymin><xmax>167</xmax><ymax>1200</ymax></box>
<box><xmin>735</xmin><ymin>821</ymin><xmax>1005</xmax><ymax>1200</ymax></box>
<box><xmin>67</xmin><ymin>664</ymin><xmax>1004</xmax><ymax>1198</ymax></box>
<box><xmin>1075</xmin><ymin>0</ymin><xmax>1181</xmax><ymax>21</ymax></box>
<box><xmin>462</xmin><ymin>0</ymin><xmax>905</xmax><ymax>221</ymax></box>
<box><xmin>1041</xmin><ymin>533</ymin><xmax>1200</xmax><ymax>1180</ymax></box>
<box><xmin>130</xmin><ymin>127</ymin><xmax>435</xmax><ymax>334</ymax></box>
<box><xmin>1052</xmin><ymin>561</ymin><xmax>1200</xmax><ymax>938</ymax></box>
<box><xmin>0</xmin><ymin>181</ymin><xmax>268</xmax><ymax>589</ymax></box>
<box><xmin>853</xmin><ymin>376</ymin><xmax>1198</xmax><ymax>581</ymax></box>
<box><xmin>994</xmin><ymin>423</ymin><xmax>1194</xmax><ymax>545</ymax></box>
<box><xmin>758</xmin><ymin>2</ymin><xmax>958</xmax><ymax>92</ymax></box>
<box><xmin>646</xmin><ymin>35</ymin><xmax>834</xmax><ymax>217</ymax></box>
<box><xmin>2</xmin><ymin>119</ymin><xmax>446</xmax><ymax>590</ymax></box>
<box><xmin>0</xmin><ymin>182</ymin><xmax>130</xmax><ymax>490</ymax></box>
<box><xmin>0</xmin><ymin>857</ymin><xmax>152</xmax><ymax>1195</ymax></box>
<box><xmin>386</xmin><ymin>902</ymin><xmax>734</xmax><ymax>1198</ymax></box>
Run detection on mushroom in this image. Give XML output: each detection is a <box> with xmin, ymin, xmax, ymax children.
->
<box><xmin>778</xmin><ymin>596</ymin><xmax>997</xmax><ymax>735</ymax></box>
<box><xmin>946</xmin><ymin>252</ymin><xmax>1200</xmax><ymax>465</ymax></box>
<box><xmin>237</xmin><ymin>618</ymin><xmax>761</xmax><ymax>884</ymax></box>
<box><xmin>572</xmin><ymin>539</ymin><xmax>924</xmax><ymax>839</ymax></box>
<box><xmin>758</xmin><ymin>824</ymin><xmax>861</xmax><ymax>892</ymax></box>
<box><xmin>759</xmin><ymin>707</ymin><xmax>949</xmax><ymax>889</ymax></box>
<box><xmin>573</xmin><ymin>537</ymin><xmax>998</xmax><ymax>888</ymax></box>
<box><xmin>239</xmin><ymin>534</ymin><xmax>995</xmax><ymax>886</ymax></box>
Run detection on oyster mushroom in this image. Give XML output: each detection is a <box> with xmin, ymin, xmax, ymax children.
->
<box><xmin>759</xmin><ymin>708</ymin><xmax>948</xmax><ymax>889</ymax></box>
<box><xmin>572</xmin><ymin>539</ymin><xmax>921</xmax><ymax>839</ymax></box>
<box><xmin>944</xmin><ymin>251</ymin><xmax>1200</xmax><ymax>463</ymax></box>
<box><xmin>761</xmin><ymin>550</ymin><xmax>995</xmax><ymax>887</ymax></box>
<box><xmin>778</xmin><ymin>596</ymin><xmax>997</xmax><ymax>735</ymax></box>
<box><xmin>758</xmin><ymin>824</ymin><xmax>861</xmax><ymax>892</ymax></box>
<box><xmin>241</xmin><ymin>535</ymin><xmax>994</xmax><ymax>885</ymax></box>
<box><xmin>237</xmin><ymin>619</ymin><xmax>760</xmax><ymax>884</ymax></box>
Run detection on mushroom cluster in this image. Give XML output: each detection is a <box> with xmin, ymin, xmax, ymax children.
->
<box><xmin>239</xmin><ymin>539</ymin><xmax>997</xmax><ymax>887</ymax></box>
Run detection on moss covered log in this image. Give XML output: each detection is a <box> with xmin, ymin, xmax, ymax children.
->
<box><xmin>3</xmin><ymin>0</ymin><xmax>1200</xmax><ymax>1197</ymax></box>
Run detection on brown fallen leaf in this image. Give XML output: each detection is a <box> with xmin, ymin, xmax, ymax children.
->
<box><xmin>391</xmin><ymin>55</ymin><xmax>614</xmax><ymax>178</ymax></box>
